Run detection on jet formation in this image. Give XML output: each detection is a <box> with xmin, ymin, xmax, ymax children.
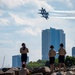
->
<box><xmin>38</xmin><ymin>7</ymin><xmax>49</xmax><ymax>20</ymax></box>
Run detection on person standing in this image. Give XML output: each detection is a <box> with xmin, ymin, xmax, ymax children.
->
<box><xmin>48</xmin><ymin>45</ymin><xmax>56</xmax><ymax>72</ymax></box>
<box><xmin>20</xmin><ymin>43</ymin><xmax>29</xmax><ymax>67</ymax></box>
<box><xmin>58</xmin><ymin>43</ymin><xmax>66</xmax><ymax>71</ymax></box>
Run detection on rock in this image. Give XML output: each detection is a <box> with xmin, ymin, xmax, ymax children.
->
<box><xmin>2</xmin><ymin>68</ymin><xmax>10</xmax><ymax>72</ymax></box>
<box><xmin>0</xmin><ymin>69</ymin><xmax>4</xmax><ymax>74</ymax></box>
<box><xmin>31</xmin><ymin>73</ymin><xmax>43</xmax><ymax>75</ymax></box>
<box><xmin>5</xmin><ymin>69</ymin><xmax>15</xmax><ymax>75</ymax></box>
<box><xmin>71</xmin><ymin>65</ymin><xmax>75</xmax><ymax>68</ymax></box>
<box><xmin>51</xmin><ymin>72</ymin><xmax>57</xmax><ymax>75</ymax></box>
<box><xmin>45</xmin><ymin>72</ymin><xmax>55</xmax><ymax>75</ymax></box>
<box><xmin>66</xmin><ymin>71</ymin><xmax>75</xmax><ymax>75</ymax></box>
<box><xmin>12</xmin><ymin>68</ymin><xmax>19</xmax><ymax>75</ymax></box>
<box><xmin>43</xmin><ymin>66</ymin><xmax>51</xmax><ymax>73</ymax></box>
<box><xmin>56</xmin><ymin>72</ymin><xmax>63</xmax><ymax>75</ymax></box>
<box><xmin>31</xmin><ymin>66</ymin><xmax>51</xmax><ymax>74</ymax></box>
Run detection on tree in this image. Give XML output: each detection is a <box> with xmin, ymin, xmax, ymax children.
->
<box><xmin>65</xmin><ymin>56</ymin><xmax>75</xmax><ymax>67</ymax></box>
<box><xmin>27</xmin><ymin>59</ymin><xmax>46</xmax><ymax>69</ymax></box>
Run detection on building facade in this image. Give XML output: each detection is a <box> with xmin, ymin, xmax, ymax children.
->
<box><xmin>12</xmin><ymin>55</ymin><xmax>21</xmax><ymax>68</ymax></box>
<box><xmin>42</xmin><ymin>27</ymin><xmax>65</xmax><ymax>60</ymax></box>
<box><xmin>12</xmin><ymin>55</ymin><xmax>29</xmax><ymax>68</ymax></box>
<box><xmin>72</xmin><ymin>47</ymin><xmax>75</xmax><ymax>57</ymax></box>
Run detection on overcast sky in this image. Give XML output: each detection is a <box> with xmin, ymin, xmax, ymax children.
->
<box><xmin>0</xmin><ymin>0</ymin><xmax>75</xmax><ymax>68</ymax></box>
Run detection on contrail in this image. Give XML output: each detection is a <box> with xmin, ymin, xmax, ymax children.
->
<box><xmin>48</xmin><ymin>10</ymin><xmax>75</xmax><ymax>19</ymax></box>
<box><xmin>50</xmin><ymin>10</ymin><xmax>75</xmax><ymax>13</ymax></box>
<box><xmin>50</xmin><ymin>16</ymin><xmax>75</xmax><ymax>20</ymax></box>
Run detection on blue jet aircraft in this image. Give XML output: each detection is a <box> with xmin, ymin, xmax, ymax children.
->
<box><xmin>38</xmin><ymin>7</ymin><xmax>49</xmax><ymax>20</ymax></box>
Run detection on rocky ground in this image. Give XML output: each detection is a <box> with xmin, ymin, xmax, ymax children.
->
<box><xmin>0</xmin><ymin>66</ymin><xmax>75</xmax><ymax>75</ymax></box>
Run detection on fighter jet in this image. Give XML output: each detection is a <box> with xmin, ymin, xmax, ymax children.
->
<box><xmin>38</xmin><ymin>7</ymin><xmax>46</xmax><ymax>15</ymax></box>
<box><xmin>38</xmin><ymin>7</ymin><xmax>49</xmax><ymax>20</ymax></box>
<box><xmin>41</xmin><ymin>14</ymin><xmax>49</xmax><ymax>19</ymax></box>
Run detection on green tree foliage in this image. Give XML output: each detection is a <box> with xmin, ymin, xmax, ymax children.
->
<box><xmin>55</xmin><ymin>58</ymin><xmax>58</xmax><ymax>66</ymax></box>
<box><xmin>27</xmin><ymin>59</ymin><xmax>59</xmax><ymax>69</ymax></box>
<box><xmin>65</xmin><ymin>56</ymin><xmax>75</xmax><ymax>67</ymax></box>
<box><xmin>27</xmin><ymin>59</ymin><xmax>46</xmax><ymax>69</ymax></box>
<box><xmin>45</xmin><ymin>60</ymin><xmax>50</xmax><ymax>67</ymax></box>
<box><xmin>27</xmin><ymin>56</ymin><xmax>75</xmax><ymax>69</ymax></box>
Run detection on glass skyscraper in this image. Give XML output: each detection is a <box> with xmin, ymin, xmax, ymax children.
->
<box><xmin>42</xmin><ymin>27</ymin><xmax>65</xmax><ymax>60</ymax></box>
<box><xmin>12</xmin><ymin>55</ymin><xmax>29</xmax><ymax>68</ymax></box>
<box><xmin>12</xmin><ymin>55</ymin><xmax>21</xmax><ymax>68</ymax></box>
<box><xmin>72</xmin><ymin>47</ymin><xmax>75</xmax><ymax>57</ymax></box>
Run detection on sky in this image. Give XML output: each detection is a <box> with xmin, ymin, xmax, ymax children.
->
<box><xmin>0</xmin><ymin>0</ymin><xmax>75</xmax><ymax>68</ymax></box>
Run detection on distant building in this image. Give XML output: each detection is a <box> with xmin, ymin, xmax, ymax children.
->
<box><xmin>12</xmin><ymin>55</ymin><xmax>29</xmax><ymax>68</ymax></box>
<box><xmin>42</xmin><ymin>27</ymin><xmax>65</xmax><ymax>60</ymax></box>
<box><xmin>12</xmin><ymin>55</ymin><xmax>21</xmax><ymax>68</ymax></box>
<box><xmin>72</xmin><ymin>47</ymin><xmax>75</xmax><ymax>57</ymax></box>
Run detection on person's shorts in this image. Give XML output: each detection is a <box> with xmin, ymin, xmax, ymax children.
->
<box><xmin>58</xmin><ymin>55</ymin><xmax>65</xmax><ymax>63</ymax></box>
<box><xmin>21</xmin><ymin>53</ymin><xmax>27</xmax><ymax>62</ymax></box>
<box><xmin>49</xmin><ymin>57</ymin><xmax>55</xmax><ymax>64</ymax></box>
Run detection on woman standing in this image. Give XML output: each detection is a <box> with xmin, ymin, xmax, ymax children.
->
<box><xmin>20</xmin><ymin>43</ymin><xmax>29</xmax><ymax>67</ymax></box>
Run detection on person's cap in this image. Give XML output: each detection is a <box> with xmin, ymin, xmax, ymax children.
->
<box><xmin>50</xmin><ymin>45</ymin><xmax>54</xmax><ymax>48</ymax></box>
